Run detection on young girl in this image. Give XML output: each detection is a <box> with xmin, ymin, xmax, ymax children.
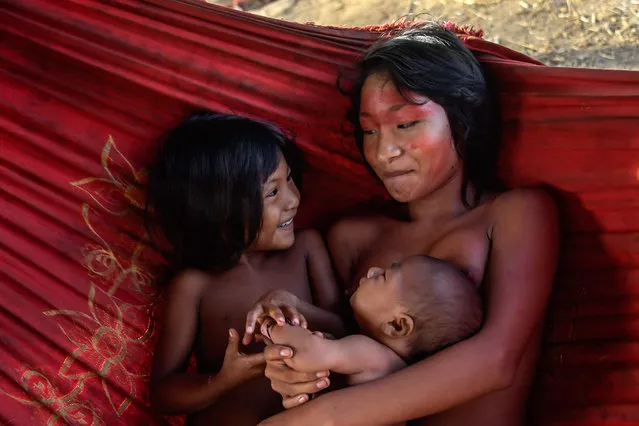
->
<box><xmin>145</xmin><ymin>111</ymin><xmax>344</xmax><ymax>425</ymax></box>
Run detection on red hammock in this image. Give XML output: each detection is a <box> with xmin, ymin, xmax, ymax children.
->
<box><xmin>1</xmin><ymin>0</ymin><xmax>638</xmax><ymax>425</ymax></box>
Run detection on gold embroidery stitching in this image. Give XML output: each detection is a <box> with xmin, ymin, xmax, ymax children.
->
<box><xmin>5</xmin><ymin>136</ymin><xmax>159</xmax><ymax>423</ymax></box>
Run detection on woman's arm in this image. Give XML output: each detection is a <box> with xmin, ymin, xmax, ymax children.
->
<box><xmin>259</xmin><ymin>189</ymin><xmax>559</xmax><ymax>425</ymax></box>
<box><xmin>149</xmin><ymin>271</ymin><xmax>265</xmax><ymax>414</ymax></box>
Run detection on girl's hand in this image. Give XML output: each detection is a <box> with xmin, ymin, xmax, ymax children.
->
<box><xmin>219</xmin><ymin>329</ymin><xmax>266</xmax><ymax>384</ymax></box>
<box><xmin>243</xmin><ymin>290</ymin><xmax>308</xmax><ymax>345</ymax></box>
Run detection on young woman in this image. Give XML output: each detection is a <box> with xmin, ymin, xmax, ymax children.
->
<box><xmin>259</xmin><ymin>23</ymin><xmax>559</xmax><ymax>426</ymax></box>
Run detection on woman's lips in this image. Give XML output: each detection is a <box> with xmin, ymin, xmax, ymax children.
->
<box><xmin>382</xmin><ymin>170</ymin><xmax>413</xmax><ymax>179</ymax></box>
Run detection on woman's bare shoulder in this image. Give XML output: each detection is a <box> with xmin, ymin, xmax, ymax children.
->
<box><xmin>493</xmin><ymin>187</ymin><xmax>555</xmax><ymax>209</ymax></box>
<box><xmin>330</xmin><ymin>214</ymin><xmax>393</xmax><ymax>235</ymax></box>
<box><xmin>487</xmin><ymin>187</ymin><xmax>558</xmax><ymax>241</ymax></box>
<box><xmin>328</xmin><ymin>214</ymin><xmax>392</xmax><ymax>250</ymax></box>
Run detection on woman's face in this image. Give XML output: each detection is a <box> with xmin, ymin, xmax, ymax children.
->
<box><xmin>359</xmin><ymin>72</ymin><xmax>461</xmax><ymax>203</ymax></box>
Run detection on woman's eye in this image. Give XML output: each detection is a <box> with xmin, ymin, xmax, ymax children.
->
<box><xmin>397</xmin><ymin>121</ymin><xmax>419</xmax><ymax>129</ymax></box>
<box><xmin>287</xmin><ymin>170</ymin><xmax>293</xmax><ymax>182</ymax></box>
<box><xmin>265</xmin><ymin>188</ymin><xmax>278</xmax><ymax>198</ymax></box>
<box><xmin>362</xmin><ymin>129</ymin><xmax>377</xmax><ymax>136</ymax></box>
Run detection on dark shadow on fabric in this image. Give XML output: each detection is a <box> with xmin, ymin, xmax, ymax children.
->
<box><xmin>526</xmin><ymin>188</ymin><xmax>624</xmax><ymax>425</ymax></box>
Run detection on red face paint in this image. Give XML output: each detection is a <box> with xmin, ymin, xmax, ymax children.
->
<box><xmin>359</xmin><ymin>72</ymin><xmax>461</xmax><ymax>203</ymax></box>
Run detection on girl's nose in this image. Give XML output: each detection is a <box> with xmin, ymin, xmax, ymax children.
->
<box><xmin>285</xmin><ymin>182</ymin><xmax>300</xmax><ymax>210</ymax></box>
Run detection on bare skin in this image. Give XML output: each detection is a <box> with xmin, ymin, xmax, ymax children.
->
<box><xmin>264</xmin><ymin>323</ymin><xmax>405</xmax><ymax>385</ymax></box>
<box><xmin>257</xmin><ymin>72</ymin><xmax>559</xmax><ymax>426</ymax></box>
<box><xmin>149</xmin><ymin>157</ymin><xmax>344</xmax><ymax>425</ymax></box>
<box><xmin>329</xmin><ymin>190</ymin><xmax>551</xmax><ymax>426</ymax></box>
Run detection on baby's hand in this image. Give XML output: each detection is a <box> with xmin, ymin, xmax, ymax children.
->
<box><xmin>243</xmin><ymin>289</ymin><xmax>308</xmax><ymax>345</ymax></box>
<box><xmin>267</xmin><ymin>324</ymin><xmax>331</xmax><ymax>373</ymax></box>
<box><xmin>219</xmin><ymin>329</ymin><xmax>266</xmax><ymax>384</ymax></box>
<box><xmin>260</xmin><ymin>318</ymin><xmax>325</xmax><ymax>343</ymax></box>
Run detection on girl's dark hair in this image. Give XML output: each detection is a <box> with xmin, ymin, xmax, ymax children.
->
<box><xmin>348</xmin><ymin>23</ymin><xmax>500</xmax><ymax>207</ymax></box>
<box><xmin>145</xmin><ymin>111</ymin><xmax>298</xmax><ymax>273</ymax></box>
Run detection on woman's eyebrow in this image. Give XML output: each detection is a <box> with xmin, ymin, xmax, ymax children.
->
<box><xmin>389</xmin><ymin>104</ymin><xmax>406</xmax><ymax>112</ymax></box>
<box><xmin>359</xmin><ymin>104</ymin><xmax>406</xmax><ymax>117</ymax></box>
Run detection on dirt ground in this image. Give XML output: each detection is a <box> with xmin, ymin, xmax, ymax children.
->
<box><xmin>209</xmin><ymin>0</ymin><xmax>638</xmax><ymax>70</ymax></box>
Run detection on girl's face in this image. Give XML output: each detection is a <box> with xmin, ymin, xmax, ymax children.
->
<box><xmin>252</xmin><ymin>154</ymin><xmax>300</xmax><ymax>251</ymax></box>
<box><xmin>359</xmin><ymin>72</ymin><xmax>461</xmax><ymax>203</ymax></box>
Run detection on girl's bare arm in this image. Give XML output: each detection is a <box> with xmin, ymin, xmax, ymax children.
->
<box><xmin>150</xmin><ymin>271</ymin><xmax>264</xmax><ymax>414</ymax></box>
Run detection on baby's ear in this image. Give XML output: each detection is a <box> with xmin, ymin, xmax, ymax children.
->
<box><xmin>381</xmin><ymin>314</ymin><xmax>414</xmax><ymax>338</ymax></box>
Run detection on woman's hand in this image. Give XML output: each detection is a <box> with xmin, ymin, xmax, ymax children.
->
<box><xmin>219</xmin><ymin>329</ymin><xmax>266</xmax><ymax>384</ymax></box>
<box><xmin>263</xmin><ymin>344</ymin><xmax>331</xmax><ymax>409</ymax></box>
<box><xmin>243</xmin><ymin>290</ymin><xmax>308</xmax><ymax>345</ymax></box>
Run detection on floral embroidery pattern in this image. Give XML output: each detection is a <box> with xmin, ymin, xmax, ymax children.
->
<box><xmin>6</xmin><ymin>370</ymin><xmax>100</xmax><ymax>426</ymax></box>
<box><xmin>5</xmin><ymin>136</ymin><xmax>163</xmax><ymax>424</ymax></box>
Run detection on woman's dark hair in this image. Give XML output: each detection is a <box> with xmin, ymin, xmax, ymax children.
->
<box><xmin>348</xmin><ymin>22</ymin><xmax>500</xmax><ymax>207</ymax></box>
<box><xmin>145</xmin><ymin>111</ymin><xmax>299</xmax><ymax>273</ymax></box>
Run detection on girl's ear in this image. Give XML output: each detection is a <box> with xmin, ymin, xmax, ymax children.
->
<box><xmin>381</xmin><ymin>314</ymin><xmax>414</xmax><ymax>338</ymax></box>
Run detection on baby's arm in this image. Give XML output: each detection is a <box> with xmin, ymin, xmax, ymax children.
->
<box><xmin>268</xmin><ymin>324</ymin><xmax>405</xmax><ymax>382</ymax></box>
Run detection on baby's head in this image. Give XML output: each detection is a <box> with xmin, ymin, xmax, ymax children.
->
<box><xmin>350</xmin><ymin>255</ymin><xmax>483</xmax><ymax>362</ymax></box>
<box><xmin>146</xmin><ymin>111</ymin><xmax>301</xmax><ymax>273</ymax></box>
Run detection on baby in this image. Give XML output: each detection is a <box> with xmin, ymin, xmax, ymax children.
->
<box><xmin>259</xmin><ymin>255</ymin><xmax>484</xmax><ymax>385</ymax></box>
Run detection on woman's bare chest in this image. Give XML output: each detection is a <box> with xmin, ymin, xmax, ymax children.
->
<box><xmin>356</xmin><ymin>217</ymin><xmax>491</xmax><ymax>286</ymax></box>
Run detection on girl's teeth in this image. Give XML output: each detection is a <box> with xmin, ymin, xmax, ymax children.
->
<box><xmin>279</xmin><ymin>218</ymin><xmax>293</xmax><ymax>228</ymax></box>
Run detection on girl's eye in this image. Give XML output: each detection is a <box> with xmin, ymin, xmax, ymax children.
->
<box><xmin>287</xmin><ymin>169</ymin><xmax>293</xmax><ymax>182</ymax></box>
<box><xmin>265</xmin><ymin>188</ymin><xmax>278</xmax><ymax>198</ymax></box>
<box><xmin>398</xmin><ymin>121</ymin><xmax>419</xmax><ymax>129</ymax></box>
<box><xmin>362</xmin><ymin>129</ymin><xmax>377</xmax><ymax>136</ymax></box>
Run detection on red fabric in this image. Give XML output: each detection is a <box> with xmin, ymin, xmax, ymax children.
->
<box><xmin>1</xmin><ymin>0</ymin><xmax>638</xmax><ymax>424</ymax></box>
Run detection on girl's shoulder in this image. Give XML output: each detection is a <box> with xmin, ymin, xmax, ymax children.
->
<box><xmin>293</xmin><ymin>228</ymin><xmax>329</xmax><ymax>256</ymax></box>
<box><xmin>166</xmin><ymin>268</ymin><xmax>213</xmax><ymax>300</ymax></box>
<box><xmin>294</xmin><ymin>228</ymin><xmax>322</xmax><ymax>245</ymax></box>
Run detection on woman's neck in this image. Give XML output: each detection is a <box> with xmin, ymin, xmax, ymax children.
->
<box><xmin>407</xmin><ymin>172</ymin><xmax>473</xmax><ymax>223</ymax></box>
